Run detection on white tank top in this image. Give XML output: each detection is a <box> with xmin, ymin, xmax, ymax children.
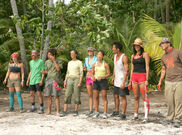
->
<box><xmin>114</xmin><ymin>54</ymin><xmax>128</xmax><ymax>87</ymax></box>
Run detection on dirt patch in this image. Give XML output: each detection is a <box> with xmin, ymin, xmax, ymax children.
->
<box><xmin>0</xmin><ymin>90</ymin><xmax>181</xmax><ymax>135</ymax></box>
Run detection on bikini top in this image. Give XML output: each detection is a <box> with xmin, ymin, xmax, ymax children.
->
<box><xmin>9</xmin><ymin>65</ymin><xmax>21</xmax><ymax>73</ymax></box>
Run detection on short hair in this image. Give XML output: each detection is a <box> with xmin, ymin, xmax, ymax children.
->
<box><xmin>98</xmin><ymin>50</ymin><xmax>105</xmax><ymax>56</ymax></box>
<box><xmin>48</xmin><ymin>48</ymin><xmax>57</xmax><ymax>57</ymax></box>
<box><xmin>71</xmin><ymin>50</ymin><xmax>78</xmax><ymax>55</ymax></box>
<box><xmin>32</xmin><ymin>50</ymin><xmax>38</xmax><ymax>53</ymax></box>
<box><xmin>113</xmin><ymin>42</ymin><xmax>122</xmax><ymax>51</ymax></box>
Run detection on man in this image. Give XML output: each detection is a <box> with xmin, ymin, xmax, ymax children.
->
<box><xmin>42</xmin><ymin>48</ymin><xmax>62</xmax><ymax>115</ymax></box>
<box><xmin>26</xmin><ymin>50</ymin><xmax>45</xmax><ymax>114</ymax></box>
<box><xmin>158</xmin><ymin>38</ymin><xmax>182</xmax><ymax>128</ymax></box>
<box><xmin>111</xmin><ymin>42</ymin><xmax>129</xmax><ymax>119</ymax></box>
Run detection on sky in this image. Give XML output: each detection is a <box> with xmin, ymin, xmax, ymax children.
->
<box><xmin>53</xmin><ymin>0</ymin><xmax>71</xmax><ymax>5</ymax></box>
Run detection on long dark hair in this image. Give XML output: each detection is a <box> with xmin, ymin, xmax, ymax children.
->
<box><xmin>133</xmin><ymin>47</ymin><xmax>144</xmax><ymax>56</ymax></box>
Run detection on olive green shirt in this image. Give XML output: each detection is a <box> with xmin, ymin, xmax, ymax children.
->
<box><xmin>45</xmin><ymin>59</ymin><xmax>62</xmax><ymax>83</ymax></box>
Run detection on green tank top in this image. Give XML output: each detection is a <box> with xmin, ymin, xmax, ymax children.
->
<box><xmin>94</xmin><ymin>61</ymin><xmax>107</xmax><ymax>79</ymax></box>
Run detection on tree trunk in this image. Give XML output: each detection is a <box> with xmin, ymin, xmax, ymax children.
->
<box><xmin>171</xmin><ymin>0</ymin><xmax>177</xmax><ymax>22</ymax></box>
<box><xmin>40</xmin><ymin>0</ymin><xmax>45</xmax><ymax>58</ymax></box>
<box><xmin>21</xmin><ymin>0</ymin><xmax>27</xmax><ymax>15</ymax></box>
<box><xmin>41</xmin><ymin>0</ymin><xmax>53</xmax><ymax>61</ymax></box>
<box><xmin>10</xmin><ymin>0</ymin><xmax>29</xmax><ymax>76</ymax></box>
<box><xmin>165</xmin><ymin>0</ymin><xmax>169</xmax><ymax>28</ymax></box>
<box><xmin>132</xmin><ymin>11</ymin><xmax>135</xmax><ymax>23</ymax></box>
<box><xmin>160</xmin><ymin>0</ymin><xmax>165</xmax><ymax>23</ymax></box>
<box><xmin>154</xmin><ymin>0</ymin><xmax>157</xmax><ymax>20</ymax></box>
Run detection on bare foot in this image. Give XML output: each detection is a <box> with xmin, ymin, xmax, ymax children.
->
<box><xmin>46</xmin><ymin>112</ymin><xmax>51</xmax><ymax>115</ymax></box>
<box><xmin>56</xmin><ymin>112</ymin><xmax>60</xmax><ymax>116</ymax></box>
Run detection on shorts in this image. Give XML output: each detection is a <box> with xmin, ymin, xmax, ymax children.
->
<box><xmin>7</xmin><ymin>79</ymin><xmax>21</xmax><ymax>87</ymax></box>
<box><xmin>131</xmin><ymin>73</ymin><xmax>146</xmax><ymax>83</ymax></box>
<box><xmin>29</xmin><ymin>84</ymin><xmax>43</xmax><ymax>92</ymax></box>
<box><xmin>113</xmin><ymin>86</ymin><xmax>129</xmax><ymax>96</ymax></box>
<box><xmin>93</xmin><ymin>79</ymin><xmax>109</xmax><ymax>91</ymax></box>
<box><xmin>44</xmin><ymin>80</ymin><xmax>61</xmax><ymax>97</ymax></box>
<box><xmin>86</xmin><ymin>76</ymin><xmax>93</xmax><ymax>86</ymax></box>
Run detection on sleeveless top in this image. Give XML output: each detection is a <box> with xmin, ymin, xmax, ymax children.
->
<box><xmin>84</xmin><ymin>56</ymin><xmax>98</xmax><ymax>70</ymax></box>
<box><xmin>133</xmin><ymin>55</ymin><xmax>146</xmax><ymax>73</ymax></box>
<box><xmin>94</xmin><ymin>61</ymin><xmax>107</xmax><ymax>79</ymax></box>
<box><xmin>9</xmin><ymin>64</ymin><xmax>21</xmax><ymax>73</ymax></box>
<box><xmin>114</xmin><ymin>54</ymin><xmax>128</xmax><ymax>87</ymax></box>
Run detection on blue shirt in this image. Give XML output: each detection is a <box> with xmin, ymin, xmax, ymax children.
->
<box><xmin>84</xmin><ymin>56</ymin><xmax>98</xmax><ymax>70</ymax></box>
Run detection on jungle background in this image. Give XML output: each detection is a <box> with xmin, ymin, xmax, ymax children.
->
<box><xmin>0</xmin><ymin>0</ymin><xmax>182</xmax><ymax>90</ymax></box>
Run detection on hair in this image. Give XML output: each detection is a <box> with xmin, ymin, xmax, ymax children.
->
<box><xmin>98</xmin><ymin>50</ymin><xmax>105</xmax><ymax>56</ymax></box>
<box><xmin>31</xmin><ymin>50</ymin><xmax>38</xmax><ymax>53</ymax></box>
<box><xmin>48</xmin><ymin>48</ymin><xmax>57</xmax><ymax>57</ymax></box>
<box><xmin>113</xmin><ymin>42</ymin><xmax>122</xmax><ymax>51</ymax></box>
<box><xmin>133</xmin><ymin>47</ymin><xmax>144</xmax><ymax>56</ymax></box>
<box><xmin>10</xmin><ymin>54</ymin><xmax>21</xmax><ymax>64</ymax></box>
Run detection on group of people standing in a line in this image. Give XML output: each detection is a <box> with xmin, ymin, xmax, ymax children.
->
<box><xmin>3</xmin><ymin>37</ymin><xmax>182</xmax><ymax>128</ymax></box>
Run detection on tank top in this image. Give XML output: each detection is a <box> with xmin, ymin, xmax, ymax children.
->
<box><xmin>133</xmin><ymin>55</ymin><xmax>146</xmax><ymax>73</ymax></box>
<box><xmin>9</xmin><ymin>64</ymin><xmax>21</xmax><ymax>73</ymax></box>
<box><xmin>114</xmin><ymin>54</ymin><xmax>128</xmax><ymax>87</ymax></box>
<box><xmin>84</xmin><ymin>56</ymin><xmax>98</xmax><ymax>70</ymax></box>
<box><xmin>94</xmin><ymin>61</ymin><xmax>107</xmax><ymax>79</ymax></box>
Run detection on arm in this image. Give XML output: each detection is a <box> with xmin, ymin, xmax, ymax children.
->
<box><xmin>128</xmin><ymin>55</ymin><xmax>134</xmax><ymax>86</ymax></box>
<box><xmin>39</xmin><ymin>61</ymin><xmax>45</xmax><ymax>86</ymax></box>
<box><xmin>144</xmin><ymin>52</ymin><xmax>150</xmax><ymax>86</ymax></box>
<box><xmin>92</xmin><ymin>63</ymin><xmax>96</xmax><ymax>81</ymax></box>
<box><xmin>78</xmin><ymin>61</ymin><xmax>83</xmax><ymax>87</ymax></box>
<box><xmin>158</xmin><ymin>65</ymin><xmax>166</xmax><ymax>88</ymax></box>
<box><xmin>26</xmin><ymin>72</ymin><xmax>31</xmax><ymax>86</ymax></box>
<box><xmin>53</xmin><ymin>59</ymin><xmax>61</xmax><ymax>72</ymax></box>
<box><xmin>121</xmin><ymin>55</ymin><xmax>129</xmax><ymax>89</ymax></box>
<box><xmin>3</xmin><ymin>64</ymin><xmax>10</xmax><ymax>85</ymax></box>
<box><xmin>111</xmin><ymin>68</ymin><xmax>115</xmax><ymax>84</ymax></box>
<box><xmin>20</xmin><ymin>63</ymin><xmax>25</xmax><ymax>87</ymax></box>
<box><xmin>64</xmin><ymin>63</ymin><xmax>69</xmax><ymax>88</ymax></box>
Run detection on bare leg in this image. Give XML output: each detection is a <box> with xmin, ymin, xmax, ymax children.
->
<box><xmin>86</xmin><ymin>85</ymin><xmax>93</xmax><ymax>111</ymax></box>
<box><xmin>101</xmin><ymin>90</ymin><xmax>108</xmax><ymax>113</ymax></box>
<box><xmin>93</xmin><ymin>90</ymin><xmax>99</xmax><ymax>112</ymax></box>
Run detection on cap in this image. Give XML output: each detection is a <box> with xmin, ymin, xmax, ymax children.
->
<box><xmin>159</xmin><ymin>38</ymin><xmax>172</xmax><ymax>46</ymax></box>
<box><xmin>87</xmin><ymin>47</ymin><xmax>95</xmax><ymax>51</ymax></box>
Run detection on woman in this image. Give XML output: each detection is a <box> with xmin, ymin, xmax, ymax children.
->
<box><xmin>60</xmin><ymin>50</ymin><xmax>83</xmax><ymax>117</ymax></box>
<box><xmin>42</xmin><ymin>49</ymin><xmax>62</xmax><ymax>115</ymax></box>
<box><xmin>83</xmin><ymin>47</ymin><xmax>98</xmax><ymax>116</ymax></box>
<box><xmin>92</xmin><ymin>50</ymin><xmax>110</xmax><ymax>119</ymax></box>
<box><xmin>3</xmin><ymin>52</ymin><xmax>25</xmax><ymax>113</ymax></box>
<box><xmin>128</xmin><ymin>38</ymin><xmax>150</xmax><ymax>123</ymax></box>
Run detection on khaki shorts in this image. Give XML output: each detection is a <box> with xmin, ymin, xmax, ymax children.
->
<box><xmin>44</xmin><ymin>80</ymin><xmax>61</xmax><ymax>97</ymax></box>
<box><xmin>7</xmin><ymin>79</ymin><xmax>21</xmax><ymax>87</ymax></box>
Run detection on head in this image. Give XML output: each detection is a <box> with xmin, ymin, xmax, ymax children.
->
<box><xmin>132</xmin><ymin>38</ymin><xmax>144</xmax><ymax>56</ymax></box>
<box><xmin>47</xmin><ymin>48</ymin><xmax>57</xmax><ymax>59</ymax></box>
<box><xmin>70</xmin><ymin>50</ymin><xmax>78</xmax><ymax>59</ymax></box>
<box><xmin>87</xmin><ymin>47</ymin><xmax>95</xmax><ymax>56</ymax></box>
<box><xmin>31</xmin><ymin>50</ymin><xmax>38</xmax><ymax>60</ymax></box>
<box><xmin>97</xmin><ymin>50</ymin><xmax>105</xmax><ymax>61</ymax></box>
<box><xmin>11</xmin><ymin>52</ymin><xmax>19</xmax><ymax>63</ymax></box>
<box><xmin>112</xmin><ymin>42</ymin><xmax>122</xmax><ymax>53</ymax></box>
<box><xmin>159</xmin><ymin>38</ymin><xmax>172</xmax><ymax>51</ymax></box>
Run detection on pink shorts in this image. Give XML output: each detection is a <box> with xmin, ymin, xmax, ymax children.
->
<box><xmin>131</xmin><ymin>73</ymin><xmax>146</xmax><ymax>83</ymax></box>
<box><xmin>86</xmin><ymin>76</ymin><xmax>93</xmax><ymax>86</ymax></box>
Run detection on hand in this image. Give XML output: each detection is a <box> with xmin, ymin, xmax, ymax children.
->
<box><xmin>41</xmin><ymin>70</ymin><xmax>46</xmax><ymax>74</ymax></box>
<box><xmin>92</xmin><ymin>76</ymin><xmax>96</xmax><ymax>82</ymax></box>
<box><xmin>97</xmin><ymin>77</ymin><xmax>102</xmax><ymax>81</ymax></box>
<box><xmin>26</xmin><ymin>81</ymin><xmax>29</xmax><ymax>86</ymax></box>
<box><xmin>77</xmin><ymin>83</ymin><xmax>82</xmax><ymax>88</ymax></box>
<box><xmin>39</xmin><ymin>81</ymin><xmax>43</xmax><ymax>86</ymax></box>
<box><xmin>83</xmin><ymin>66</ymin><xmax>87</xmax><ymax>71</ymax></box>
<box><xmin>64</xmin><ymin>81</ymin><xmax>67</xmax><ymax>88</ymax></box>
<box><xmin>111</xmin><ymin>78</ymin><xmax>114</xmax><ymax>85</ymax></box>
<box><xmin>120</xmin><ymin>83</ymin><xmax>125</xmax><ymax>89</ymax></box>
<box><xmin>145</xmin><ymin>80</ymin><xmax>149</xmax><ymax>86</ymax></box>
<box><xmin>3</xmin><ymin>79</ymin><xmax>7</xmax><ymax>85</ymax></box>
<box><xmin>21</xmin><ymin>81</ymin><xmax>24</xmax><ymax>87</ymax></box>
<box><xmin>157</xmin><ymin>82</ymin><xmax>162</xmax><ymax>91</ymax></box>
<box><xmin>128</xmin><ymin>81</ymin><xmax>132</xmax><ymax>91</ymax></box>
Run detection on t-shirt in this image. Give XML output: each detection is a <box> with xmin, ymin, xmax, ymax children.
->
<box><xmin>29</xmin><ymin>59</ymin><xmax>45</xmax><ymax>85</ymax></box>
<box><xmin>45</xmin><ymin>59</ymin><xmax>62</xmax><ymax>83</ymax></box>
<box><xmin>161</xmin><ymin>49</ymin><xmax>182</xmax><ymax>82</ymax></box>
<box><xmin>65</xmin><ymin>60</ymin><xmax>83</xmax><ymax>80</ymax></box>
<box><xmin>84</xmin><ymin>56</ymin><xmax>98</xmax><ymax>70</ymax></box>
